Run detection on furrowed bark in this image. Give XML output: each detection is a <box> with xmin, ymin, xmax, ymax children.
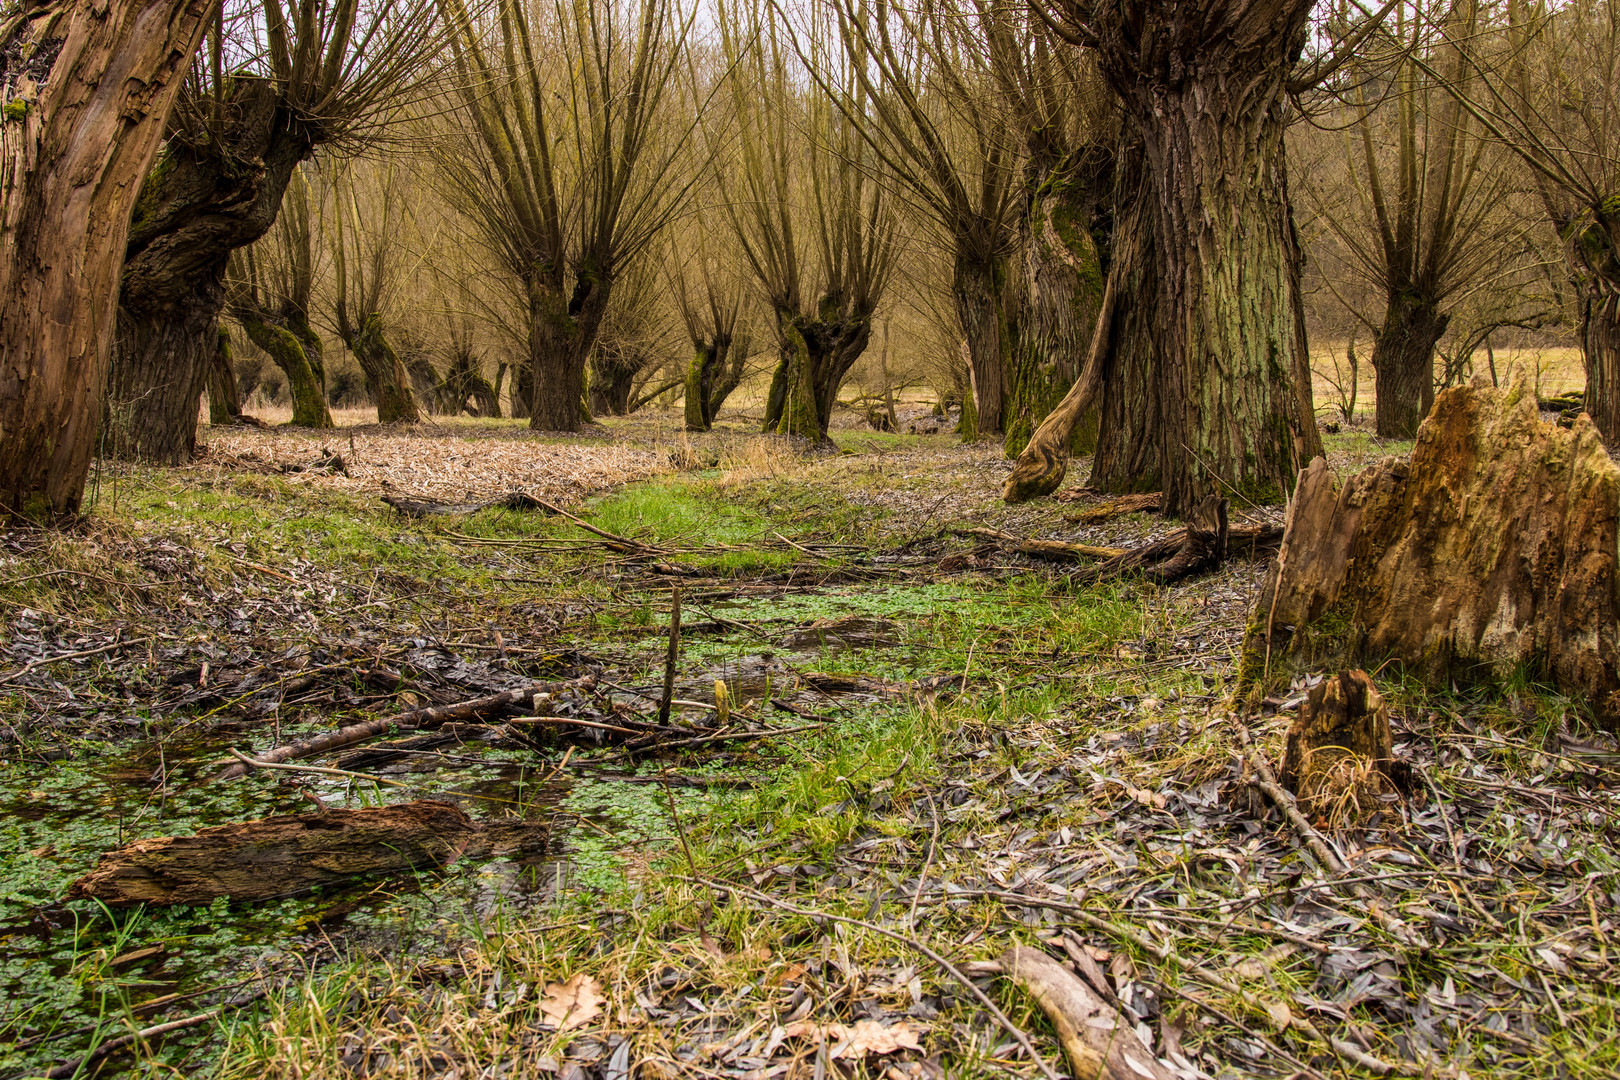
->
<box><xmin>238</xmin><ymin>312</ymin><xmax>333</xmax><ymax>428</ymax></box>
<box><xmin>953</xmin><ymin>253</ymin><xmax>1012</xmax><ymax>439</ymax></box>
<box><xmin>0</xmin><ymin>0</ymin><xmax>212</xmax><ymax>516</ymax></box>
<box><xmin>1371</xmin><ymin>290</ymin><xmax>1449</xmax><ymax>439</ymax></box>
<box><xmin>108</xmin><ymin>78</ymin><xmax>311</xmax><ymax>462</ymax></box>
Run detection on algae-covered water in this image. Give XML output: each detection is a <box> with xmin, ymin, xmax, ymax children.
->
<box><xmin>0</xmin><ymin>727</ymin><xmax>722</xmax><ymax>1077</ymax></box>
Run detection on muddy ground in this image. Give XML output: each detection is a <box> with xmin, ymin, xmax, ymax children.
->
<box><xmin>2</xmin><ymin>411</ymin><xmax>1617</xmax><ymax>1080</ymax></box>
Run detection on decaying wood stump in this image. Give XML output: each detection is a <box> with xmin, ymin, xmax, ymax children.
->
<box><xmin>1279</xmin><ymin>670</ymin><xmax>1406</xmax><ymax>820</ymax></box>
<box><xmin>1240</xmin><ymin>383</ymin><xmax>1620</xmax><ymax>727</ymax></box>
<box><xmin>67</xmin><ymin>801</ymin><xmax>547</xmax><ymax>906</ymax></box>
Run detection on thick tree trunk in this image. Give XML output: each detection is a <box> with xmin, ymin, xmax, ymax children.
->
<box><xmin>1089</xmin><ymin>142</ymin><xmax>1162</xmax><ymax>495</ymax></box>
<box><xmin>527</xmin><ymin>269</ymin><xmax>611</xmax><ymax>432</ymax></box>
<box><xmin>344</xmin><ymin>314</ymin><xmax>420</xmax><ymax>423</ymax></box>
<box><xmin>239</xmin><ymin>313</ymin><xmax>333</xmax><ymax>428</ymax></box>
<box><xmin>104</xmin><ymin>307</ymin><xmax>214</xmax><ymax>460</ymax></box>
<box><xmin>1371</xmin><ymin>289</ymin><xmax>1449</xmax><ymax>439</ymax></box>
<box><xmin>207</xmin><ymin>326</ymin><xmax>242</xmax><ymax>425</ymax></box>
<box><xmin>109</xmin><ymin>79</ymin><xmax>311</xmax><ymax>462</ymax></box>
<box><xmin>765</xmin><ymin>309</ymin><xmax>872</xmax><ymax>442</ymax></box>
<box><xmin>685</xmin><ymin>337</ymin><xmax>745</xmax><ymax>432</ymax></box>
<box><xmin>1003</xmin><ymin>168</ymin><xmax>1108</xmax><ymax>459</ymax></box>
<box><xmin>589</xmin><ymin>351</ymin><xmax>639</xmax><ymax>416</ymax></box>
<box><xmin>953</xmin><ymin>254</ymin><xmax>1012</xmax><ymax>439</ymax></box>
<box><xmin>1093</xmin><ymin>0</ymin><xmax>1318</xmax><ymax>517</ymax></box>
<box><xmin>0</xmin><ymin>0</ymin><xmax>211</xmax><ymax>516</ymax></box>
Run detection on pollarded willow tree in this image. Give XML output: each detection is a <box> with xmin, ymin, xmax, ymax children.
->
<box><xmin>671</xmin><ymin>233</ymin><xmax>754</xmax><ymax>433</ymax></box>
<box><xmin>107</xmin><ymin>0</ymin><xmax>442</xmax><ymax>461</ymax></box>
<box><xmin>0</xmin><ymin>0</ymin><xmax>211</xmax><ymax>516</ymax></box>
<box><xmin>720</xmin><ymin>0</ymin><xmax>901</xmax><ymax>443</ymax></box>
<box><xmin>1441</xmin><ymin>0</ymin><xmax>1620</xmax><ymax>445</ymax></box>
<box><xmin>1020</xmin><ymin>0</ymin><xmax>1339</xmax><ymax>515</ymax></box>
<box><xmin>1308</xmin><ymin>0</ymin><xmax>1518</xmax><ymax>439</ymax></box>
<box><xmin>821</xmin><ymin>0</ymin><xmax>1022</xmax><ymax>439</ymax></box>
<box><xmin>440</xmin><ymin>0</ymin><xmax>701</xmax><ymax>432</ymax></box>
<box><xmin>331</xmin><ymin>160</ymin><xmax>422</xmax><ymax>423</ymax></box>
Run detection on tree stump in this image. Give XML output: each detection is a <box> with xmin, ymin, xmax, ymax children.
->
<box><xmin>1240</xmin><ymin>382</ymin><xmax>1620</xmax><ymax>728</ymax></box>
<box><xmin>1278</xmin><ymin>671</ymin><xmax>1405</xmax><ymax>822</ymax></box>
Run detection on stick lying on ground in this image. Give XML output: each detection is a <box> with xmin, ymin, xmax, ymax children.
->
<box><xmin>997</xmin><ymin>946</ymin><xmax>1177</xmax><ymax>1080</ymax></box>
<box><xmin>214</xmin><ymin>675</ymin><xmax>597</xmax><ymax>780</ymax></box>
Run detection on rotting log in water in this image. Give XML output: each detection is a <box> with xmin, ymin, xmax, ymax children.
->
<box><xmin>1238</xmin><ymin>382</ymin><xmax>1620</xmax><ymax>727</ymax></box>
<box><xmin>67</xmin><ymin>801</ymin><xmax>547</xmax><ymax>906</ymax></box>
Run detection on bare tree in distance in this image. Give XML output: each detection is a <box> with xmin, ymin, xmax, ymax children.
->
<box><xmin>1427</xmin><ymin>0</ymin><xmax>1620</xmax><ymax>445</ymax></box>
<box><xmin>439</xmin><ymin>0</ymin><xmax>704</xmax><ymax>432</ymax></box>
<box><xmin>672</xmin><ymin>234</ymin><xmax>755</xmax><ymax>433</ymax></box>
<box><xmin>0</xmin><ymin>0</ymin><xmax>212</xmax><ymax>516</ymax></box>
<box><xmin>715</xmin><ymin>0</ymin><xmax>901</xmax><ymax>443</ymax></box>
<box><xmin>331</xmin><ymin>160</ymin><xmax>423</xmax><ymax>423</ymax></box>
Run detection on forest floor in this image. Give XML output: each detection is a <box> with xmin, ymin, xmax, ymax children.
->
<box><xmin>2</xmin><ymin>410</ymin><xmax>1617</xmax><ymax>1080</ymax></box>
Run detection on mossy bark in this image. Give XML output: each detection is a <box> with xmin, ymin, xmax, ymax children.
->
<box><xmin>343</xmin><ymin>313</ymin><xmax>420</xmax><ymax>423</ymax></box>
<box><xmin>763</xmin><ymin>306</ymin><xmax>873</xmax><ymax>443</ymax></box>
<box><xmin>685</xmin><ymin>335</ymin><xmax>744</xmax><ymax>432</ymax></box>
<box><xmin>1091</xmin><ymin>0</ymin><xmax>1321</xmax><ymax>516</ymax></box>
<box><xmin>239</xmin><ymin>314</ymin><xmax>333</xmax><ymax>428</ymax></box>
<box><xmin>1004</xmin><ymin>168</ymin><xmax>1109</xmax><ymax>460</ymax></box>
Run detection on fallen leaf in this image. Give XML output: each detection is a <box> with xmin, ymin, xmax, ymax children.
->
<box><xmin>540</xmin><ymin>973</ymin><xmax>604</xmax><ymax>1031</ymax></box>
<box><xmin>780</xmin><ymin>1020</ymin><xmax>926</xmax><ymax>1059</ymax></box>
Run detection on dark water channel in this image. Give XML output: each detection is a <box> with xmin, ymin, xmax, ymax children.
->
<box><xmin>0</xmin><ymin>725</ymin><xmax>702</xmax><ymax>1076</ymax></box>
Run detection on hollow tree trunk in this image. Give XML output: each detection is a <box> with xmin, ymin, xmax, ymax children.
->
<box><xmin>1092</xmin><ymin>0</ymin><xmax>1318</xmax><ymax>517</ymax></box>
<box><xmin>207</xmin><ymin>326</ymin><xmax>242</xmax><ymax>425</ymax></box>
<box><xmin>0</xmin><ymin>0</ymin><xmax>211</xmax><ymax>516</ymax></box>
<box><xmin>952</xmin><ymin>254</ymin><xmax>1012</xmax><ymax>439</ymax></box>
<box><xmin>1371</xmin><ymin>289</ymin><xmax>1449</xmax><ymax>439</ymax></box>
<box><xmin>344</xmin><ymin>314</ymin><xmax>420</xmax><ymax>423</ymax></box>
<box><xmin>109</xmin><ymin>79</ymin><xmax>311</xmax><ymax>462</ymax></box>
<box><xmin>528</xmin><ymin>269</ymin><xmax>612</xmax><ymax>432</ymax></box>
<box><xmin>238</xmin><ymin>313</ymin><xmax>333</xmax><ymax>428</ymax></box>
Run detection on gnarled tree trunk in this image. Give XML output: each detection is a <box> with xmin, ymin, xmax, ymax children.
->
<box><xmin>527</xmin><ymin>268</ymin><xmax>612</xmax><ymax>432</ymax></box>
<box><xmin>762</xmin><ymin>310</ymin><xmax>872</xmax><ymax>443</ymax></box>
<box><xmin>237</xmin><ymin>309</ymin><xmax>332</xmax><ymax>428</ymax></box>
<box><xmin>1089</xmin><ymin>0</ymin><xmax>1319</xmax><ymax>516</ymax></box>
<box><xmin>0</xmin><ymin>0</ymin><xmax>211</xmax><ymax>516</ymax></box>
<box><xmin>109</xmin><ymin>78</ymin><xmax>311</xmax><ymax>461</ymax></box>
<box><xmin>685</xmin><ymin>335</ymin><xmax>744</xmax><ymax>432</ymax></box>
<box><xmin>341</xmin><ymin>313</ymin><xmax>420</xmax><ymax>423</ymax></box>
<box><xmin>1372</xmin><ymin>289</ymin><xmax>1449</xmax><ymax>439</ymax></box>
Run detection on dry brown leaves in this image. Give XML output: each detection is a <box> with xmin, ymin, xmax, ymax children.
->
<box><xmin>199</xmin><ymin>427</ymin><xmax>669</xmax><ymax>507</ymax></box>
<box><xmin>540</xmin><ymin>973</ymin><xmax>605</xmax><ymax>1031</ymax></box>
<box><xmin>771</xmin><ymin>1019</ymin><xmax>927</xmax><ymax>1060</ymax></box>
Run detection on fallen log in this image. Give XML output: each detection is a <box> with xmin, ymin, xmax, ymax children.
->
<box><xmin>997</xmin><ymin>946</ymin><xmax>1177</xmax><ymax>1080</ymax></box>
<box><xmin>382</xmin><ymin>491</ymin><xmax>551</xmax><ymax>517</ymax></box>
<box><xmin>1238</xmin><ymin>382</ymin><xmax>1620</xmax><ymax>727</ymax></box>
<box><xmin>1064</xmin><ymin>492</ymin><xmax>1162</xmax><ymax>525</ymax></box>
<box><xmin>955</xmin><ymin>516</ymin><xmax>1279</xmax><ymax>579</ymax></box>
<box><xmin>67</xmin><ymin>801</ymin><xmax>548</xmax><ymax>906</ymax></box>
<box><xmin>215</xmin><ymin>675</ymin><xmax>597</xmax><ymax>780</ymax></box>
